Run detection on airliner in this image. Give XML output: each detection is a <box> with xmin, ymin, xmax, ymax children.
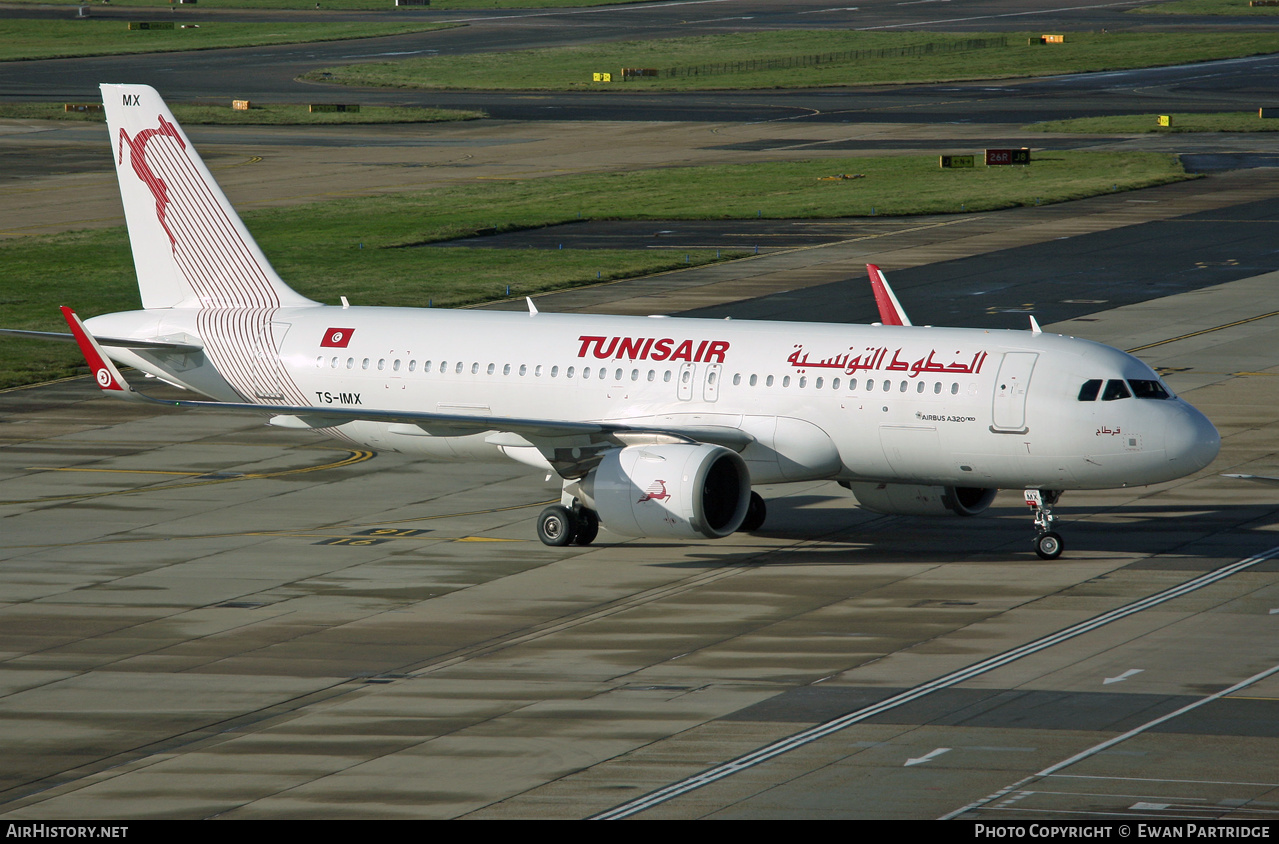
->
<box><xmin>24</xmin><ymin>84</ymin><xmax>1223</xmax><ymax>558</ymax></box>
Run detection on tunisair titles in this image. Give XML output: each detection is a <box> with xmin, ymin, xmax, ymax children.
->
<box><xmin>576</xmin><ymin>335</ymin><xmax>730</xmax><ymax>363</ymax></box>
<box><xmin>788</xmin><ymin>344</ymin><xmax>989</xmax><ymax>378</ymax></box>
<box><xmin>571</xmin><ymin>336</ymin><xmax>991</xmax><ymax>379</ymax></box>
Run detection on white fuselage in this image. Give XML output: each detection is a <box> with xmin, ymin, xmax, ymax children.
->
<box><xmin>67</xmin><ymin>82</ymin><xmax>1221</xmax><ymax>552</ymax></box>
<box><xmin>87</xmin><ymin>305</ymin><xmax>1221</xmax><ymax>492</ymax></box>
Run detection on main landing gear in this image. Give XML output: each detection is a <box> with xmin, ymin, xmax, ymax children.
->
<box><xmin>537</xmin><ymin>492</ymin><xmax>766</xmax><ymax>546</ymax></box>
<box><xmin>1024</xmin><ymin>489</ymin><xmax>1063</xmax><ymax>560</ymax></box>
<box><xmin>537</xmin><ymin>501</ymin><xmax>600</xmax><ymax>547</ymax></box>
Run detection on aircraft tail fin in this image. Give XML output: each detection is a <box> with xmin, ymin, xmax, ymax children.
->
<box><xmin>866</xmin><ymin>264</ymin><xmax>912</xmax><ymax>327</ymax></box>
<box><xmin>101</xmin><ymin>83</ymin><xmax>316</xmax><ymax>310</ymax></box>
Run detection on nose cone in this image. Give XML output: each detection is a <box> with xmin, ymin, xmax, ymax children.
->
<box><xmin>1167</xmin><ymin>401</ymin><xmax>1220</xmax><ymax>474</ymax></box>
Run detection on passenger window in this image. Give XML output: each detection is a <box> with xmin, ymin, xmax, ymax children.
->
<box><xmin>1102</xmin><ymin>379</ymin><xmax>1131</xmax><ymax>401</ymax></box>
<box><xmin>832</xmin><ymin>378</ymin><xmax>840</xmax><ymax>390</ymax></box>
<box><xmin>1129</xmin><ymin>379</ymin><xmax>1170</xmax><ymax>399</ymax></box>
<box><xmin>749</xmin><ymin>374</ymin><xmax>757</xmax><ymax>387</ymax></box>
<box><xmin>733</xmin><ymin>373</ymin><xmax>741</xmax><ymax>386</ymax></box>
<box><xmin>519</xmin><ymin>364</ymin><xmax>527</xmax><ymax>376</ymax></box>
<box><xmin>766</xmin><ymin>375</ymin><xmax>775</xmax><ymax>387</ymax></box>
<box><xmin>1078</xmin><ymin>379</ymin><xmax>1102</xmax><ymax>401</ymax></box>
<box><xmin>950</xmin><ymin>382</ymin><xmax>959</xmax><ymax>395</ymax></box>
<box><xmin>487</xmin><ymin>363</ymin><xmax>495</xmax><ymax>375</ymax></box>
<box><xmin>456</xmin><ymin>362</ymin><xmax>464</xmax><ymax>374</ymax></box>
<box><xmin>867</xmin><ymin>379</ymin><xmax>875</xmax><ymax>392</ymax></box>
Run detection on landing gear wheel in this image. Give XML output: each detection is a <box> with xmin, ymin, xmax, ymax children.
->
<box><xmin>1025</xmin><ymin>489</ymin><xmax>1064</xmax><ymax>560</ymax></box>
<box><xmin>740</xmin><ymin>491</ymin><xmax>767</xmax><ymax>532</ymax></box>
<box><xmin>1034</xmin><ymin>531</ymin><xmax>1064</xmax><ymax>560</ymax></box>
<box><xmin>537</xmin><ymin>505</ymin><xmax>578</xmax><ymax>547</ymax></box>
<box><xmin>572</xmin><ymin>508</ymin><xmax>600</xmax><ymax>546</ymax></box>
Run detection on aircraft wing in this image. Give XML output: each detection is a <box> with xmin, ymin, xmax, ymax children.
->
<box><xmin>159</xmin><ymin>396</ymin><xmax>750</xmax><ymax>477</ymax></box>
<box><xmin>60</xmin><ymin>307</ymin><xmax>752</xmax><ymax>478</ymax></box>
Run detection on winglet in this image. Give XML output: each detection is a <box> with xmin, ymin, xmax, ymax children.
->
<box><xmin>866</xmin><ymin>264</ymin><xmax>911</xmax><ymax>327</ymax></box>
<box><xmin>60</xmin><ymin>306</ymin><xmax>140</xmax><ymax>400</ymax></box>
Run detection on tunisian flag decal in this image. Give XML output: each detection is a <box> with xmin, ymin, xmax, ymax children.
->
<box><xmin>320</xmin><ymin>327</ymin><xmax>355</xmax><ymax>348</ymax></box>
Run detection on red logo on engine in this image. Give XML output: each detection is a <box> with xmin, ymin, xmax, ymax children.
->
<box><xmin>321</xmin><ymin>328</ymin><xmax>354</xmax><ymax>348</ymax></box>
<box><xmin>637</xmin><ymin>480</ymin><xmax>671</xmax><ymax>504</ymax></box>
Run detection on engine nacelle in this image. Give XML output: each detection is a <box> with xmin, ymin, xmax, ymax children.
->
<box><xmin>580</xmin><ymin>444</ymin><xmax>751</xmax><ymax>539</ymax></box>
<box><xmin>844</xmin><ymin>482</ymin><xmax>996</xmax><ymax>517</ymax></box>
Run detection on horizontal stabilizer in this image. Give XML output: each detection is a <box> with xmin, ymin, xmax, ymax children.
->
<box><xmin>0</xmin><ymin>327</ymin><xmax>202</xmax><ymax>353</ymax></box>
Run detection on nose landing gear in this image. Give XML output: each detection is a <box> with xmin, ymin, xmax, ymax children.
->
<box><xmin>1025</xmin><ymin>489</ymin><xmax>1064</xmax><ymax>560</ymax></box>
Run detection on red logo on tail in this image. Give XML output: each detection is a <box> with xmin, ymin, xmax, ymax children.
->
<box><xmin>118</xmin><ymin>115</ymin><xmax>185</xmax><ymax>247</ymax></box>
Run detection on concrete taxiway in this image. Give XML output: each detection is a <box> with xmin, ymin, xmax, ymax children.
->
<box><xmin>1</xmin><ymin>127</ymin><xmax>1278</xmax><ymax>816</ymax></box>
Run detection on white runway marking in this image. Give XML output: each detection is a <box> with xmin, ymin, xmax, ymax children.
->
<box><xmin>944</xmin><ymin>661</ymin><xmax>1279</xmax><ymax>818</ymax></box>
<box><xmin>592</xmin><ymin>544</ymin><xmax>1279</xmax><ymax>820</ymax></box>
<box><xmin>905</xmin><ymin>748</ymin><xmax>952</xmax><ymax>767</ymax></box>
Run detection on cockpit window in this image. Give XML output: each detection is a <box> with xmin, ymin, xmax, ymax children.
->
<box><xmin>1078</xmin><ymin>379</ymin><xmax>1102</xmax><ymax>401</ymax></box>
<box><xmin>1101</xmin><ymin>379</ymin><xmax>1131</xmax><ymax>401</ymax></box>
<box><xmin>1129</xmin><ymin>379</ymin><xmax>1171</xmax><ymax>399</ymax></box>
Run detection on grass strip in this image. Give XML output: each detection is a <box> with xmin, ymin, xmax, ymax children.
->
<box><xmin>304</xmin><ymin>30</ymin><xmax>1279</xmax><ymax>91</ymax></box>
<box><xmin>0</xmin><ymin>19</ymin><xmax>455</xmax><ymax>61</ymax></box>
<box><xmin>0</xmin><ymin>0</ymin><xmax>649</xmax><ymax>9</ymax></box>
<box><xmin>0</xmin><ymin>102</ymin><xmax>485</xmax><ymax>125</ymax></box>
<box><xmin>1028</xmin><ymin>112</ymin><xmax>1279</xmax><ymax>133</ymax></box>
<box><xmin>0</xmin><ymin>150</ymin><xmax>1192</xmax><ymax>388</ymax></box>
<box><xmin>1131</xmin><ymin>0</ymin><xmax>1279</xmax><ymax>14</ymax></box>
